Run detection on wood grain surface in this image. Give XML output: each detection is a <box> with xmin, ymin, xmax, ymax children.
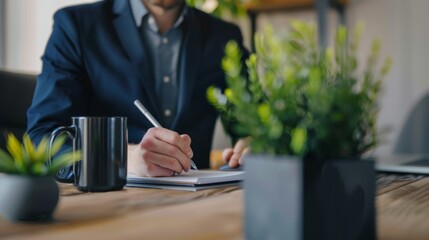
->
<box><xmin>0</xmin><ymin>174</ymin><xmax>428</xmax><ymax>239</ymax></box>
<box><xmin>0</xmin><ymin>184</ymin><xmax>240</xmax><ymax>240</ymax></box>
<box><xmin>377</xmin><ymin>174</ymin><xmax>429</xmax><ymax>240</ymax></box>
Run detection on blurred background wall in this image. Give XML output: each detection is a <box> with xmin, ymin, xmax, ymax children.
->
<box><xmin>1</xmin><ymin>0</ymin><xmax>428</xmax><ymax>155</ymax></box>
<box><xmin>1</xmin><ymin>0</ymin><xmax>95</xmax><ymax>73</ymax></box>
<box><xmin>0</xmin><ymin>1</ymin><xmax>5</xmax><ymax>67</ymax></box>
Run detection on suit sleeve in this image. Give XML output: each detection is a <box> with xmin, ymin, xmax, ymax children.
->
<box><xmin>27</xmin><ymin>9</ymin><xmax>90</xmax><ymax>143</ymax></box>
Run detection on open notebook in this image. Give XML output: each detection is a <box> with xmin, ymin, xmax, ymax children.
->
<box><xmin>127</xmin><ymin>170</ymin><xmax>245</xmax><ymax>191</ymax></box>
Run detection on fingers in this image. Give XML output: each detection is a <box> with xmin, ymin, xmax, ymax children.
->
<box><xmin>128</xmin><ymin>144</ymin><xmax>175</xmax><ymax>177</ymax></box>
<box><xmin>144</xmin><ymin>163</ymin><xmax>176</xmax><ymax>177</ymax></box>
<box><xmin>241</xmin><ymin>148</ymin><xmax>250</xmax><ymax>164</ymax></box>
<box><xmin>140</xmin><ymin>128</ymin><xmax>192</xmax><ymax>173</ymax></box>
<box><xmin>223</xmin><ymin>138</ymin><xmax>250</xmax><ymax>168</ymax></box>
<box><xmin>140</xmin><ymin>147</ymin><xmax>186</xmax><ymax>174</ymax></box>
<box><xmin>151</xmin><ymin>128</ymin><xmax>193</xmax><ymax>159</ymax></box>
<box><xmin>128</xmin><ymin>156</ymin><xmax>175</xmax><ymax>177</ymax></box>
<box><xmin>179</xmin><ymin>134</ymin><xmax>193</xmax><ymax>158</ymax></box>
<box><xmin>228</xmin><ymin>152</ymin><xmax>241</xmax><ymax>168</ymax></box>
<box><xmin>222</xmin><ymin>148</ymin><xmax>234</xmax><ymax>163</ymax></box>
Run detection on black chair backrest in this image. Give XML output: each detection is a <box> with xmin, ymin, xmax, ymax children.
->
<box><xmin>0</xmin><ymin>70</ymin><xmax>37</xmax><ymax>150</ymax></box>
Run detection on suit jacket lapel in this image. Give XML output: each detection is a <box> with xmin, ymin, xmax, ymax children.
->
<box><xmin>172</xmin><ymin>9</ymin><xmax>203</xmax><ymax>129</ymax></box>
<box><xmin>112</xmin><ymin>0</ymin><xmax>161</xmax><ymax>120</ymax></box>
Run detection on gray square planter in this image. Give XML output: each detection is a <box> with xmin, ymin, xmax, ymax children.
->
<box><xmin>244</xmin><ymin>154</ymin><xmax>375</xmax><ymax>240</ymax></box>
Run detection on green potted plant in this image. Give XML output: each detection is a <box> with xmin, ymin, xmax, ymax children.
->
<box><xmin>0</xmin><ymin>133</ymin><xmax>80</xmax><ymax>221</ymax></box>
<box><xmin>208</xmin><ymin>21</ymin><xmax>392</xmax><ymax>240</ymax></box>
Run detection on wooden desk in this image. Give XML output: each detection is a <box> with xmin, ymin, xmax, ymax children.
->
<box><xmin>0</xmin><ymin>174</ymin><xmax>428</xmax><ymax>239</ymax></box>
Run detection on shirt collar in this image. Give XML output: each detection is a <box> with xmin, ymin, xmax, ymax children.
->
<box><xmin>129</xmin><ymin>0</ymin><xmax>147</xmax><ymax>27</ymax></box>
<box><xmin>129</xmin><ymin>0</ymin><xmax>187</xmax><ymax>32</ymax></box>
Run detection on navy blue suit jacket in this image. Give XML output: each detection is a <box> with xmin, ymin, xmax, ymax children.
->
<box><xmin>27</xmin><ymin>0</ymin><xmax>246</xmax><ymax>169</ymax></box>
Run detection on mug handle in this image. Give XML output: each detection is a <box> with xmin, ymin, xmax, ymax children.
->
<box><xmin>48</xmin><ymin>126</ymin><xmax>77</xmax><ymax>180</ymax></box>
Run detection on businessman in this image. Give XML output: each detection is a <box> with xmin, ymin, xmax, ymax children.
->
<box><xmin>27</xmin><ymin>0</ymin><xmax>247</xmax><ymax>178</ymax></box>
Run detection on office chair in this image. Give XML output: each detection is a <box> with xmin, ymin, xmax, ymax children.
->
<box><xmin>393</xmin><ymin>93</ymin><xmax>429</xmax><ymax>154</ymax></box>
<box><xmin>0</xmin><ymin>70</ymin><xmax>37</xmax><ymax>150</ymax></box>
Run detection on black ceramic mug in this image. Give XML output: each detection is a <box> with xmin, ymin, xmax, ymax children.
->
<box><xmin>49</xmin><ymin>117</ymin><xmax>127</xmax><ymax>192</ymax></box>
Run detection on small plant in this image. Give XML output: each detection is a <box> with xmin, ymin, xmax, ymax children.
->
<box><xmin>207</xmin><ymin>20</ymin><xmax>392</xmax><ymax>160</ymax></box>
<box><xmin>0</xmin><ymin>133</ymin><xmax>80</xmax><ymax>176</ymax></box>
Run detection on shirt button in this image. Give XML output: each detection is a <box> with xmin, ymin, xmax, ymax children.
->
<box><xmin>163</xmin><ymin>76</ymin><xmax>170</xmax><ymax>83</ymax></box>
<box><xmin>162</xmin><ymin>38</ymin><xmax>169</xmax><ymax>44</ymax></box>
<box><xmin>164</xmin><ymin>109</ymin><xmax>171</xmax><ymax>117</ymax></box>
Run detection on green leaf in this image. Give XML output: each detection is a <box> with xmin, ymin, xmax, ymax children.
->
<box><xmin>207</xmin><ymin>86</ymin><xmax>227</xmax><ymax>111</ymax></box>
<box><xmin>268</xmin><ymin>119</ymin><xmax>283</xmax><ymax>139</ymax></box>
<box><xmin>31</xmin><ymin>162</ymin><xmax>48</xmax><ymax>176</ymax></box>
<box><xmin>0</xmin><ymin>132</ymin><xmax>75</xmax><ymax>176</ymax></box>
<box><xmin>48</xmin><ymin>150</ymin><xmax>82</xmax><ymax>175</ymax></box>
<box><xmin>291</xmin><ymin>128</ymin><xmax>307</xmax><ymax>156</ymax></box>
<box><xmin>34</xmin><ymin>137</ymin><xmax>49</xmax><ymax>163</ymax></box>
<box><xmin>0</xmin><ymin>148</ymin><xmax>17</xmax><ymax>173</ymax></box>
<box><xmin>6</xmin><ymin>133</ymin><xmax>23</xmax><ymax>162</ymax></box>
<box><xmin>22</xmin><ymin>134</ymin><xmax>36</xmax><ymax>162</ymax></box>
<box><xmin>257</xmin><ymin>103</ymin><xmax>271</xmax><ymax>125</ymax></box>
<box><xmin>50</xmin><ymin>135</ymin><xmax>67</xmax><ymax>156</ymax></box>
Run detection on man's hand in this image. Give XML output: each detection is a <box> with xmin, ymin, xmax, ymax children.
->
<box><xmin>222</xmin><ymin>138</ymin><xmax>250</xmax><ymax>168</ymax></box>
<box><xmin>128</xmin><ymin>127</ymin><xmax>193</xmax><ymax>177</ymax></box>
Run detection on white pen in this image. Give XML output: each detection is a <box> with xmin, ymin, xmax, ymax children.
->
<box><xmin>134</xmin><ymin>99</ymin><xmax>198</xmax><ymax>170</ymax></box>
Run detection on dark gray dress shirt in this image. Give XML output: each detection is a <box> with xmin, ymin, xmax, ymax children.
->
<box><xmin>130</xmin><ymin>0</ymin><xmax>185</xmax><ymax>127</ymax></box>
